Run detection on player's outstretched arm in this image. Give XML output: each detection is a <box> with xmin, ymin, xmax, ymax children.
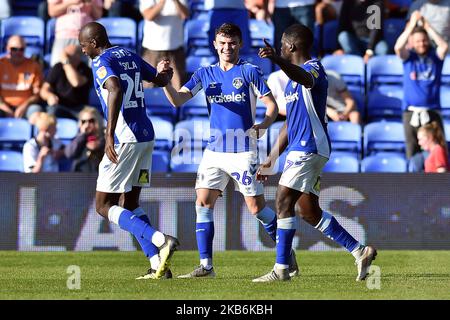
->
<box><xmin>103</xmin><ymin>77</ymin><xmax>123</xmax><ymax>164</ymax></box>
<box><xmin>162</xmin><ymin>84</ymin><xmax>193</xmax><ymax>108</ymax></box>
<box><xmin>253</xmin><ymin>93</ymin><xmax>278</xmax><ymax>135</ymax></box>
<box><xmin>259</xmin><ymin>39</ymin><xmax>314</xmax><ymax>88</ymax></box>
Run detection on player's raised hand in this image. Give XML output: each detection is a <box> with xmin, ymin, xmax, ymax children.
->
<box><xmin>105</xmin><ymin>135</ymin><xmax>118</xmax><ymax>164</ymax></box>
<box><xmin>259</xmin><ymin>38</ymin><xmax>276</xmax><ymax>60</ymax></box>
<box><xmin>156</xmin><ymin>59</ymin><xmax>174</xmax><ymax>81</ymax></box>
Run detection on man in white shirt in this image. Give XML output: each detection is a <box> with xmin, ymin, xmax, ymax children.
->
<box><xmin>140</xmin><ymin>0</ymin><xmax>189</xmax><ymax>90</ymax></box>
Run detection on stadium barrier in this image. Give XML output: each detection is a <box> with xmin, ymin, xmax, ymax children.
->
<box><xmin>0</xmin><ymin>172</ymin><xmax>449</xmax><ymax>251</ymax></box>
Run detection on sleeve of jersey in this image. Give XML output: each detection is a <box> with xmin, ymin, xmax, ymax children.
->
<box><xmin>302</xmin><ymin>63</ymin><xmax>319</xmax><ymax>88</ymax></box>
<box><xmin>249</xmin><ymin>66</ymin><xmax>271</xmax><ymax>98</ymax></box>
<box><xmin>182</xmin><ymin>70</ymin><xmax>203</xmax><ymax>96</ymax></box>
<box><xmin>137</xmin><ymin>55</ymin><xmax>157</xmax><ymax>82</ymax></box>
<box><xmin>94</xmin><ymin>56</ymin><xmax>118</xmax><ymax>88</ymax></box>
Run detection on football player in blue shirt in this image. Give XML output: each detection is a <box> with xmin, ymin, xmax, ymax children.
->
<box><xmin>162</xmin><ymin>23</ymin><xmax>299</xmax><ymax>278</ymax></box>
<box><xmin>78</xmin><ymin>22</ymin><xmax>179</xmax><ymax>280</ymax></box>
<box><xmin>254</xmin><ymin>24</ymin><xmax>377</xmax><ymax>282</ymax></box>
<box><xmin>394</xmin><ymin>12</ymin><xmax>448</xmax><ymax>159</ymax></box>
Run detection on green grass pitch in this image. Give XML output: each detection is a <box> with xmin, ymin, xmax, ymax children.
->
<box><xmin>0</xmin><ymin>250</ymin><xmax>449</xmax><ymax>300</ymax></box>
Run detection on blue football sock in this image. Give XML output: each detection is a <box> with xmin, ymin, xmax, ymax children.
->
<box><xmin>132</xmin><ymin>208</ymin><xmax>159</xmax><ymax>259</ymax></box>
<box><xmin>315</xmin><ymin>211</ymin><xmax>360</xmax><ymax>252</ymax></box>
<box><xmin>195</xmin><ymin>205</ymin><xmax>214</xmax><ymax>263</ymax></box>
<box><xmin>276</xmin><ymin>217</ymin><xmax>297</xmax><ymax>267</ymax></box>
<box><xmin>108</xmin><ymin>205</ymin><xmax>159</xmax><ymax>245</ymax></box>
<box><xmin>256</xmin><ymin>206</ymin><xmax>277</xmax><ymax>242</ymax></box>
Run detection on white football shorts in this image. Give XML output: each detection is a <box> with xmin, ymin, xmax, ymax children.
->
<box><xmin>195</xmin><ymin>149</ymin><xmax>264</xmax><ymax>196</ymax></box>
<box><xmin>96</xmin><ymin>141</ymin><xmax>154</xmax><ymax>193</ymax></box>
<box><xmin>278</xmin><ymin>151</ymin><xmax>328</xmax><ymax>196</ymax></box>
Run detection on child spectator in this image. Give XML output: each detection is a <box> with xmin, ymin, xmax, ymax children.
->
<box><xmin>418</xmin><ymin>121</ymin><xmax>449</xmax><ymax>172</ymax></box>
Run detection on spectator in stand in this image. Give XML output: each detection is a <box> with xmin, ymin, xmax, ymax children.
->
<box><xmin>0</xmin><ymin>35</ymin><xmax>44</xmax><ymax>124</ymax></box>
<box><xmin>246</xmin><ymin>0</ymin><xmax>271</xmax><ymax>20</ymax></box>
<box><xmin>23</xmin><ymin>112</ymin><xmax>65</xmax><ymax>173</ymax></box>
<box><xmin>394</xmin><ymin>12</ymin><xmax>448</xmax><ymax>158</ymax></box>
<box><xmin>140</xmin><ymin>0</ymin><xmax>189</xmax><ymax>90</ymax></box>
<box><xmin>64</xmin><ymin>106</ymin><xmax>105</xmax><ymax>172</ymax></box>
<box><xmin>418</xmin><ymin>121</ymin><xmax>449</xmax><ymax>172</ymax></box>
<box><xmin>104</xmin><ymin>0</ymin><xmax>142</xmax><ymax>21</ymax></box>
<box><xmin>267</xmin><ymin>69</ymin><xmax>289</xmax><ymax>121</ymax></box>
<box><xmin>407</xmin><ymin>0</ymin><xmax>450</xmax><ymax>45</ymax></box>
<box><xmin>262</xmin><ymin>0</ymin><xmax>316</xmax><ymax>53</ymax></box>
<box><xmin>337</xmin><ymin>0</ymin><xmax>389</xmax><ymax>63</ymax></box>
<box><xmin>326</xmin><ymin>69</ymin><xmax>360</xmax><ymax>124</ymax></box>
<box><xmin>205</xmin><ymin>0</ymin><xmax>252</xmax><ymax>54</ymax></box>
<box><xmin>48</xmin><ymin>0</ymin><xmax>103</xmax><ymax>67</ymax></box>
<box><xmin>315</xmin><ymin>0</ymin><xmax>338</xmax><ymax>26</ymax></box>
<box><xmin>40</xmin><ymin>44</ymin><xmax>92</xmax><ymax>120</ymax></box>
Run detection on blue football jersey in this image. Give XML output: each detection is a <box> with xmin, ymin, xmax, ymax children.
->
<box><xmin>183</xmin><ymin>59</ymin><xmax>271</xmax><ymax>152</ymax></box>
<box><xmin>284</xmin><ymin>59</ymin><xmax>330</xmax><ymax>158</ymax></box>
<box><xmin>402</xmin><ymin>49</ymin><xmax>443</xmax><ymax>111</ymax></box>
<box><xmin>91</xmin><ymin>46</ymin><xmax>157</xmax><ymax>143</ymax></box>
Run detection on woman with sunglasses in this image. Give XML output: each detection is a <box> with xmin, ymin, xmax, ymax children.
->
<box><xmin>64</xmin><ymin>106</ymin><xmax>105</xmax><ymax>172</ymax></box>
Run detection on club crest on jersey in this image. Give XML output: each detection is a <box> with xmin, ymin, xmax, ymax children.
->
<box><xmin>96</xmin><ymin>66</ymin><xmax>107</xmax><ymax>79</ymax></box>
<box><xmin>232</xmin><ymin>77</ymin><xmax>244</xmax><ymax>89</ymax></box>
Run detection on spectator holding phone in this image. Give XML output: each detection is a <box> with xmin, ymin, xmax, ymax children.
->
<box><xmin>64</xmin><ymin>106</ymin><xmax>105</xmax><ymax>172</ymax></box>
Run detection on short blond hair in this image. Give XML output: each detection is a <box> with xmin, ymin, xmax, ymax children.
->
<box><xmin>35</xmin><ymin>112</ymin><xmax>56</xmax><ymax>131</ymax></box>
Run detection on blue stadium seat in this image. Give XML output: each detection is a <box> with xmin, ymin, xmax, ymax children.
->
<box><xmin>45</xmin><ymin>18</ymin><xmax>56</xmax><ymax>54</ymax></box>
<box><xmin>441</xmin><ymin>85</ymin><xmax>450</xmax><ymax>119</ymax></box>
<box><xmin>11</xmin><ymin>0</ymin><xmax>40</xmax><ymax>16</ymax></box>
<box><xmin>323</xmin><ymin>151</ymin><xmax>360</xmax><ymax>173</ymax></box>
<box><xmin>321</xmin><ymin>54</ymin><xmax>365</xmax><ymax>89</ymax></box>
<box><xmin>1</xmin><ymin>16</ymin><xmax>45</xmax><ymax>56</ymax></box>
<box><xmin>249</xmin><ymin>19</ymin><xmax>274</xmax><ymax>48</ymax></box>
<box><xmin>0</xmin><ymin>150</ymin><xmax>24</xmax><ymax>172</ymax></box>
<box><xmin>0</xmin><ymin>118</ymin><xmax>32</xmax><ymax>151</ymax></box>
<box><xmin>383</xmin><ymin>19</ymin><xmax>406</xmax><ymax>52</ymax></box>
<box><xmin>241</xmin><ymin>53</ymin><xmax>272</xmax><ymax>76</ymax></box>
<box><xmin>149</xmin><ymin>116</ymin><xmax>173</xmax><ymax>150</ymax></box>
<box><xmin>170</xmin><ymin>147</ymin><xmax>203</xmax><ymax>172</ymax></box>
<box><xmin>367</xmin><ymin>55</ymin><xmax>403</xmax><ymax>89</ymax></box>
<box><xmin>348</xmin><ymin>88</ymin><xmax>366</xmax><ymax>120</ymax></box>
<box><xmin>56</xmin><ymin>118</ymin><xmax>78</xmax><ymax>144</ymax></box>
<box><xmin>137</xmin><ymin>20</ymin><xmax>144</xmax><ymax>53</ymax></box>
<box><xmin>443</xmin><ymin>55</ymin><xmax>450</xmax><ymax>84</ymax></box>
<box><xmin>180</xmin><ymin>90</ymin><xmax>209</xmax><ymax>120</ymax></box>
<box><xmin>186</xmin><ymin>55</ymin><xmax>217</xmax><ymax>76</ymax></box>
<box><xmin>88</xmin><ymin>87</ymin><xmax>102</xmax><ymax>110</ymax></box>
<box><xmin>144</xmin><ymin>88</ymin><xmax>177</xmax><ymax>123</ymax></box>
<box><xmin>367</xmin><ymin>87</ymin><xmax>403</xmax><ymax>121</ymax></box>
<box><xmin>444</xmin><ymin>120</ymin><xmax>450</xmax><ymax>145</ymax></box>
<box><xmin>327</xmin><ymin>121</ymin><xmax>362</xmax><ymax>154</ymax></box>
<box><xmin>174</xmin><ymin>118</ymin><xmax>210</xmax><ymax>150</ymax></box>
<box><xmin>152</xmin><ymin>150</ymin><xmax>170</xmax><ymax>173</ymax></box>
<box><xmin>97</xmin><ymin>18</ymin><xmax>137</xmax><ymax>52</ymax></box>
<box><xmin>184</xmin><ymin>19</ymin><xmax>210</xmax><ymax>56</ymax></box>
<box><xmin>363</xmin><ymin>121</ymin><xmax>405</xmax><ymax>156</ymax></box>
<box><xmin>322</xmin><ymin>20</ymin><xmax>338</xmax><ymax>53</ymax></box>
<box><xmin>360</xmin><ymin>152</ymin><xmax>407</xmax><ymax>172</ymax></box>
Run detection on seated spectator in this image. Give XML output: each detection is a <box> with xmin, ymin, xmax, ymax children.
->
<box><xmin>337</xmin><ymin>0</ymin><xmax>389</xmax><ymax>62</ymax></box>
<box><xmin>0</xmin><ymin>35</ymin><xmax>44</xmax><ymax>124</ymax></box>
<box><xmin>267</xmin><ymin>69</ymin><xmax>289</xmax><ymax>121</ymax></box>
<box><xmin>315</xmin><ymin>0</ymin><xmax>338</xmax><ymax>26</ymax></box>
<box><xmin>40</xmin><ymin>45</ymin><xmax>92</xmax><ymax>120</ymax></box>
<box><xmin>23</xmin><ymin>113</ymin><xmax>65</xmax><ymax>173</ymax></box>
<box><xmin>418</xmin><ymin>121</ymin><xmax>449</xmax><ymax>172</ymax></box>
<box><xmin>64</xmin><ymin>106</ymin><xmax>105</xmax><ymax>172</ymax></box>
<box><xmin>104</xmin><ymin>0</ymin><xmax>141</xmax><ymax>21</ymax></box>
<box><xmin>139</xmin><ymin>0</ymin><xmax>189</xmax><ymax>90</ymax></box>
<box><xmin>245</xmin><ymin>0</ymin><xmax>271</xmax><ymax>20</ymax></box>
<box><xmin>48</xmin><ymin>0</ymin><xmax>103</xmax><ymax>66</ymax></box>
<box><xmin>394</xmin><ymin>12</ymin><xmax>448</xmax><ymax>158</ymax></box>
<box><xmin>325</xmin><ymin>69</ymin><xmax>360</xmax><ymax>124</ymax></box>
<box><xmin>407</xmin><ymin>0</ymin><xmax>450</xmax><ymax>46</ymax></box>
